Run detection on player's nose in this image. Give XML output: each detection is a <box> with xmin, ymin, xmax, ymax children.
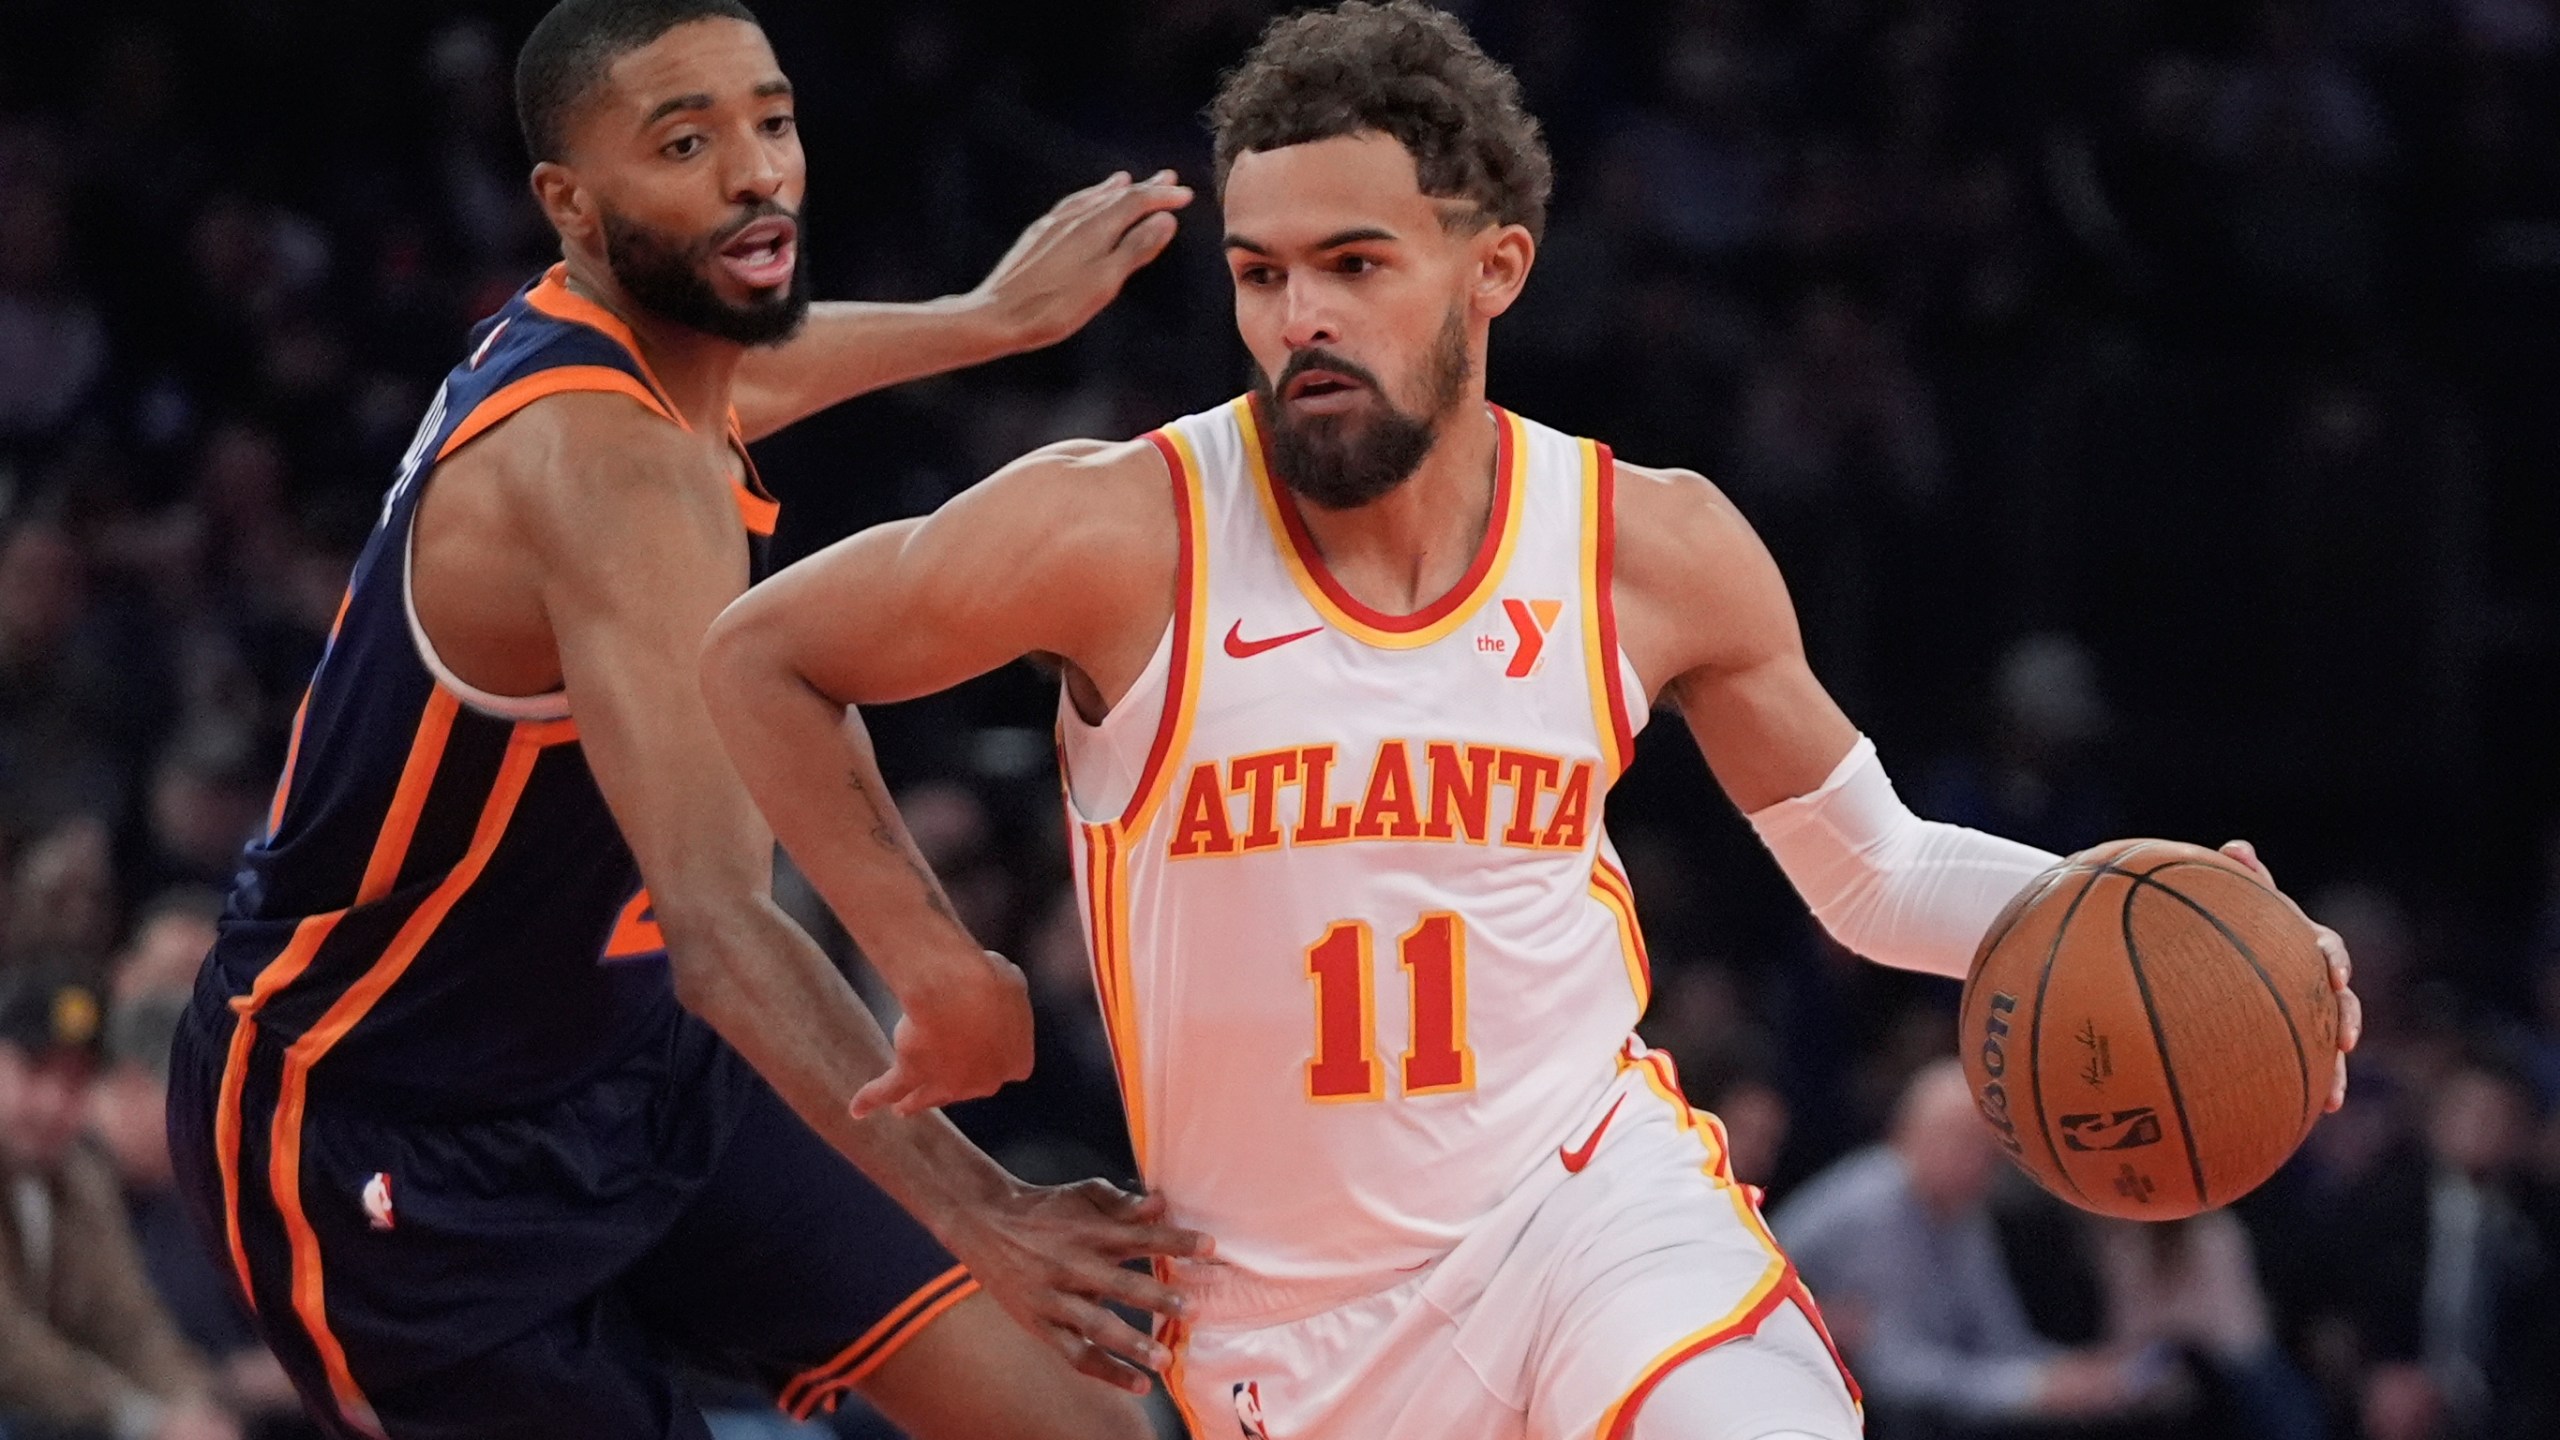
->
<box><xmin>725</xmin><ymin>137</ymin><xmax>789</xmax><ymax>207</ymax></box>
<box><xmin>1280</xmin><ymin>281</ymin><xmax>1339</xmax><ymax>351</ymax></box>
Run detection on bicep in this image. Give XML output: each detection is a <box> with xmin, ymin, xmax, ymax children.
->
<box><xmin>1673</xmin><ymin>648</ymin><xmax>1859</xmax><ymax>815</ymax></box>
<box><xmin>719</xmin><ymin>451</ymin><xmax>1154</xmax><ymax>706</ymax></box>
<box><xmin>1622</xmin><ymin>467</ymin><xmax>1858</xmax><ymax>813</ymax></box>
<box><xmin>527</xmin><ymin>440</ymin><xmax>773</xmax><ymax>912</ymax></box>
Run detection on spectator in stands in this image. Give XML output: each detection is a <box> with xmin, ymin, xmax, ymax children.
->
<box><xmin>3</xmin><ymin>818</ymin><xmax>117</xmax><ymax>981</ymax></box>
<box><xmin>2089</xmin><ymin>1213</ymin><xmax>2325</xmax><ymax>1440</ymax></box>
<box><xmin>2322</xmin><ymin>1048</ymin><xmax>2560</xmax><ymax>1440</ymax></box>
<box><xmin>103</xmin><ymin>890</ymin><xmax>220</xmax><ymax>1011</ymax></box>
<box><xmin>1774</xmin><ymin>1059</ymin><xmax>2171</xmax><ymax>1436</ymax></box>
<box><xmin>0</xmin><ymin>974</ymin><xmax>237</xmax><ymax>1440</ymax></box>
<box><xmin>87</xmin><ymin>993</ymin><xmax>304</xmax><ymax>1437</ymax></box>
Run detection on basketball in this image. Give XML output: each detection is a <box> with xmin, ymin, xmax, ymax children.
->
<box><xmin>1958</xmin><ymin>839</ymin><xmax>2339</xmax><ymax>1221</ymax></box>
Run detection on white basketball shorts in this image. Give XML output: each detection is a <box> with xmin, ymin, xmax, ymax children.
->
<box><xmin>1162</xmin><ymin>1049</ymin><xmax>1865</xmax><ymax>1440</ymax></box>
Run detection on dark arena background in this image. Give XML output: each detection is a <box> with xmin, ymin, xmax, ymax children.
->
<box><xmin>1</xmin><ymin>2</ymin><xmax>2555</xmax><ymax>1438</ymax></box>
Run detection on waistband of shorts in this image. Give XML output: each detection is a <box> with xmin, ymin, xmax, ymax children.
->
<box><xmin>1171</xmin><ymin>1256</ymin><xmax>1429</xmax><ymax>1329</ymax></box>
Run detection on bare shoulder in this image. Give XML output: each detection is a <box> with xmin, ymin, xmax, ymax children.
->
<box><xmin>448</xmin><ymin>390</ymin><xmax>732</xmax><ymax>549</ymax></box>
<box><xmin>1606</xmin><ymin>457</ymin><xmax>1801</xmax><ymax>688</ymax></box>
<box><xmin>935</xmin><ymin>434</ymin><xmax>1178</xmax><ymax>586</ymax></box>
<box><xmin>1611</xmin><ymin>460</ymin><xmax>1758</xmax><ymax>574</ymax></box>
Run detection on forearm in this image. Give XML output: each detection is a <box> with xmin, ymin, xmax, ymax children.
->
<box><xmin>733</xmin><ymin>295</ymin><xmax>1023</xmax><ymax>441</ymax></box>
<box><xmin>669</xmin><ymin>894</ymin><xmax>1013</xmax><ymax>1231</ymax></box>
<box><xmin>703</xmin><ymin>631</ymin><xmax>983</xmax><ymax>997</ymax></box>
<box><xmin>1746</xmin><ymin>736</ymin><xmax>2060</xmax><ymax>979</ymax></box>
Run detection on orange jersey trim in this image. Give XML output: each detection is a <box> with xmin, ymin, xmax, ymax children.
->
<box><xmin>523</xmin><ymin>264</ymin><xmax>680</xmax><ymax>408</ymax></box>
<box><xmin>779</xmin><ymin>1264</ymin><xmax>981</xmax><ymax>1419</ymax></box>
<box><xmin>1080</xmin><ymin>823</ymin><xmax>1151</xmax><ymax>1174</ymax></box>
<box><xmin>1594</xmin><ymin>1254</ymin><xmax>1795</xmax><ymax>1440</ymax></box>
<box><xmin>266</xmin><ymin>717</ymin><xmax>553</xmax><ymax>1436</ymax></box>
<box><xmin>1597</xmin><ymin>1042</ymin><xmax>1861</xmax><ymax>1437</ymax></box>
<box><xmin>1239</xmin><ymin>398</ymin><xmax>1528</xmax><ymax>650</ymax></box>
<box><xmin>1160</xmin><ymin>1306</ymin><xmax>1208</xmax><ymax>1439</ymax></box>
<box><xmin>1590</xmin><ymin>858</ymin><xmax>1652</xmax><ymax>1014</ymax></box>
<box><xmin>451</xmin><ymin>275</ymin><xmax>784</xmax><ymax>539</ymax></box>
<box><xmin>217</xmin><ymin>682</ymin><xmax>468</xmax><ymax>1316</ymax></box>
<box><xmin>1580</xmin><ymin>440</ymin><xmax>1638</xmax><ymax>778</ymax></box>
<box><xmin>1123</xmin><ymin>429</ymin><xmax>1209</xmax><ymax>833</ymax></box>
<box><xmin>352</xmin><ymin>690</ymin><xmax>459</xmax><ymax>904</ymax></box>
<box><xmin>434</xmin><ymin>365</ymin><xmax>678</xmax><ymax>462</ymax></box>
<box><xmin>267</xmin><ymin>587</ymin><xmax>356</xmax><ymax>838</ymax></box>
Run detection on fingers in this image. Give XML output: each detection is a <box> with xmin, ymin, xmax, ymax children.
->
<box><xmin>1115</xmin><ymin>210</ymin><xmax>1180</xmax><ymax>268</ymax></box>
<box><xmin>1064</xmin><ymin>1181</ymin><xmax>1215</xmax><ymax>1258</ymax></box>
<box><xmin>848</xmin><ymin>1066</ymin><xmax>921</xmax><ymax>1120</ymax></box>
<box><xmin>1055</xmin><ymin>1321</ymin><xmax>1158</xmax><ymax>1395</ymax></box>
<box><xmin>2330</xmin><ymin>1051</ymin><xmax>2349</xmax><ymax>1112</ymax></box>
<box><xmin>2219</xmin><ymin>838</ymin><xmax>2271</xmax><ymax>886</ymax></box>
<box><xmin>2337</xmin><ymin>982</ymin><xmax>2363</xmax><ymax>1053</ymax></box>
<box><xmin>2314</xmin><ymin>923</ymin><xmax>2353</xmax><ymax>989</ymax></box>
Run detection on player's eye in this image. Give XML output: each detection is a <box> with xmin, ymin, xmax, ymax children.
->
<box><xmin>760</xmin><ymin>114</ymin><xmax>795</xmax><ymax>138</ymax></box>
<box><xmin>1237</xmin><ymin>264</ymin><xmax>1278</xmax><ymax>287</ymax></box>
<box><xmin>662</xmin><ymin>134</ymin><xmax>706</xmax><ymax>160</ymax></box>
<box><xmin>1336</xmin><ymin>254</ymin><xmax>1376</xmax><ymax>275</ymax></box>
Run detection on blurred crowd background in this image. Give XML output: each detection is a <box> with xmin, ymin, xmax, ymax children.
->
<box><xmin>2</xmin><ymin>0</ymin><xmax>2558</xmax><ymax>1437</ymax></box>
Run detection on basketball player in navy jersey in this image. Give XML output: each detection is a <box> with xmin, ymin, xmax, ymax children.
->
<box><xmin>164</xmin><ymin>2</ymin><xmax>1203</xmax><ymax>1436</ymax></box>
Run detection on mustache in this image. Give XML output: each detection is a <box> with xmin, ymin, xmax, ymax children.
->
<box><xmin>1274</xmin><ymin>348</ymin><xmax>1384</xmax><ymax>395</ymax></box>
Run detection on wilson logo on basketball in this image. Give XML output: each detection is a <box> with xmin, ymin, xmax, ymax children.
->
<box><xmin>2058</xmin><ymin>1107</ymin><xmax>2164</xmax><ymax>1152</ymax></box>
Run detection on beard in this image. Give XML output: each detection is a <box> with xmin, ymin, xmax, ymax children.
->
<box><xmin>1251</xmin><ymin>305</ymin><xmax>1474</xmax><ymax>511</ymax></box>
<box><xmin>601</xmin><ymin>200</ymin><xmax>811</xmax><ymax>347</ymax></box>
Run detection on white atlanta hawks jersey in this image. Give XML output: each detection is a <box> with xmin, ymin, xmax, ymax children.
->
<box><xmin>1060</xmin><ymin>396</ymin><xmax>1658</xmax><ymax>1317</ymax></box>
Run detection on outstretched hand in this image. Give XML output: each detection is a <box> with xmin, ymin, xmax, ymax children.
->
<box><xmin>849</xmin><ymin>950</ymin><xmax>1035</xmax><ymax>1118</ymax></box>
<box><xmin>947</xmin><ymin>1179</ymin><xmax>1214</xmax><ymax>1394</ymax></box>
<box><xmin>973</xmin><ymin>170</ymin><xmax>1194</xmax><ymax>353</ymax></box>
<box><xmin>2221</xmin><ymin>839</ymin><xmax>2364</xmax><ymax>1111</ymax></box>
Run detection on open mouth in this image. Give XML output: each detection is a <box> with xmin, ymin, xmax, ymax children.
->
<box><xmin>716</xmin><ymin>216</ymin><xmax>797</xmax><ymax>290</ymax></box>
<box><xmin>1283</xmin><ymin>369</ymin><xmax>1369</xmax><ymax>411</ymax></box>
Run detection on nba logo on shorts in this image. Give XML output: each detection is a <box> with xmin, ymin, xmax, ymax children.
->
<box><xmin>362</xmin><ymin>1172</ymin><xmax>396</xmax><ymax>1231</ymax></box>
<box><xmin>1231</xmin><ymin>1380</ymin><xmax>1272</xmax><ymax>1439</ymax></box>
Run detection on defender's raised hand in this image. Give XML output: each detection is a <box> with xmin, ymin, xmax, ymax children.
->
<box><xmin>943</xmin><ymin>1179</ymin><xmax>1213</xmax><ymax>1395</ymax></box>
<box><xmin>728</xmin><ymin>169</ymin><xmax>1192</xmax><ymax>440</ymax></box>
<box><xmin>968</xmin><ymin>169</ymin><xmax>1194</xmax><ymax>352</ymax></box>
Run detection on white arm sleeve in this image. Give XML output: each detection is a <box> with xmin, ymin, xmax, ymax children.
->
<box><xmin>1744</xmin><ymin>736</ymin><xmax>2061</xmax><ymax>981</ymax></box>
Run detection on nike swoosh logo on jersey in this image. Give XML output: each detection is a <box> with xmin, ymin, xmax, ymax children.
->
<box><xmin>1224</xmin><ymin>621</ymin><xmax>1323</xmax><ymax>659</ymax></box>
<box><xmin>1559</xmin><ymin>1095</ymin><xmax>1627</xmax><ymax>1174</ymax></box>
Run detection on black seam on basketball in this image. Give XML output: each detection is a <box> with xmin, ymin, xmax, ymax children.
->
<box><xmin>2028</xmin><ymin>869</ymin><xmax>2106</xmax><ymax>1208</ymax></box>
<box><xmin>2127</xmin><ymin>871</ymin><xmax>2317</xmax><ymax>1140</ymax></box>
<box><xmin>1974</xmin><ymin>868</ymin><xmax>2064</xmax><ymax>969</ymax></box>
<box><xmin>2119</xmin><ymin>885</ymin><xmax>2211</xmax><ymax>1209</ymax></box>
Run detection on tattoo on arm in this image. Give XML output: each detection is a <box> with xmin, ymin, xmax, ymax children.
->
<box><xmin>845</xmin><ymin>765</ymin><xmax>964</xmax><ymax>926</ymax></box>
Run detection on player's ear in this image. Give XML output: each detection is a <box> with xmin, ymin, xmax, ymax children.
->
<box><xmin>1470</xmin><ymin>222</ymin><xmax>1535</xmax><ymax>320</ymax></box>
<box><xmin>529</xmin><ymin>162</ymin><xmax>598</xmax><ymax>246</ymax></box>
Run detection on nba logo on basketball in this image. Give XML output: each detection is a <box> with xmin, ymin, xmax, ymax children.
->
<box><xmin>1232</xmin><ymin>1380</ymin><xmax>1272</xmax><ymax>1439</ymax></box>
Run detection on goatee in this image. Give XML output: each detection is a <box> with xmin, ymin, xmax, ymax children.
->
<box><xmin>601</xmin><ymin>200</ymin><xmax>812</xmax><ymax>347</ymax></box>
<box><xmin>1252</xmin><ymin>307</ymin><xmax>1472</xmax><ymax>511</ymax></box>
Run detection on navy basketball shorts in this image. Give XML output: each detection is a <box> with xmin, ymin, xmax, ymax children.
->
<box><xmin>167</xmin><ymin>1004</ymin><xmax>974</xmax><ymax>1440</ymax></box>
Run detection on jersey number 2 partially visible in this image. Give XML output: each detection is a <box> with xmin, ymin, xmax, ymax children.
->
<box><xmin>1305</xmin><ymin>913</ymin><xmax>1477</xmax><ymax>1102</ymax></box>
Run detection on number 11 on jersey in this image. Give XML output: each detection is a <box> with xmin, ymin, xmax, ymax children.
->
<box><xmin>1306</xmin><ymin>913</ymin><xmax>1476</xmax><ymax>1102</ymax></box>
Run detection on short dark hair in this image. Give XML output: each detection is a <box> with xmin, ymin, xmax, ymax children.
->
<box><xmin>514</xmin><ymin>0</ymin><xmax>761</xmax><ymax>163</ymax></box>
<box><xmin>1207</xmin><ymin>1</ymin><xmax>1553</xmax><ymax>241</ymax></box>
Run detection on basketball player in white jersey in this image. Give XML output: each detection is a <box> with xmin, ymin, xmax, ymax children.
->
<box><xmin>699</xmin><ymin>4</ymin><xmax>2362</xmax><ymax>1436</ymax></box>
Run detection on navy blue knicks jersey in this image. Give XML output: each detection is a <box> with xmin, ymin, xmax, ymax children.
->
<box><xmin>198</xmin><ymin>264</ymin><xmax>778</xmax><ymax>1117</ymax></box>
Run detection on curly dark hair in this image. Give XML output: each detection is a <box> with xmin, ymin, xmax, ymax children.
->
<box><xmin>1207</xmin><ymin>1</ymin><xmax>1553</xmax><ymax>241</ymax></box>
